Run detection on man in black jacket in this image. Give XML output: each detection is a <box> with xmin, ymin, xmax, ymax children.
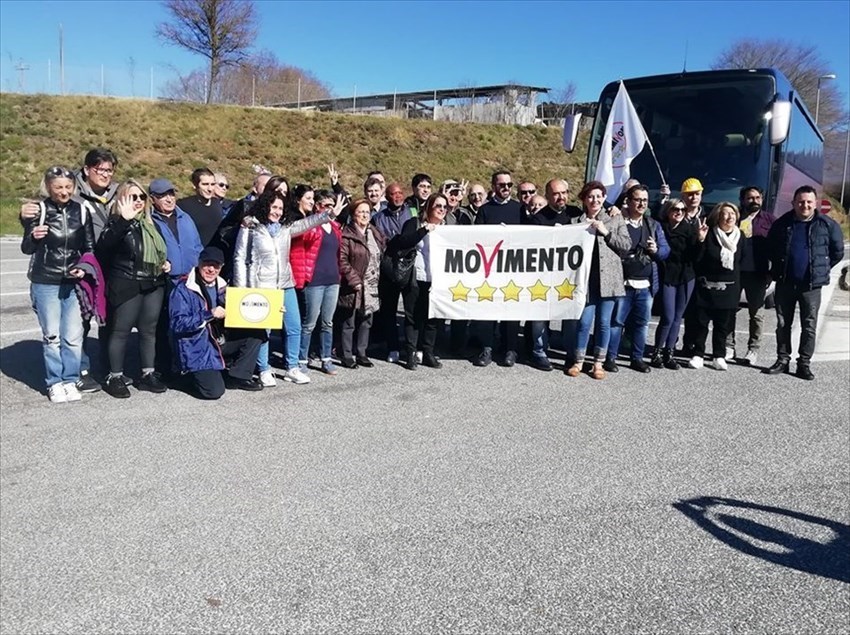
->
<box><xmin>473</xmin><ymin>171</ymin><xmax>524</xmax><ymax>367</ymax></box>
<box><xmin>763</xmin><ymin>185</ymin><xmax>844</xmax><ymax>380</ymax></box>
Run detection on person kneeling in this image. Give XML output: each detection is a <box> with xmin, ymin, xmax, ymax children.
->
<box><xmin>169</xmin><ymin>247</ymin><xmax>264</xmax><ymax>399</ymax></box>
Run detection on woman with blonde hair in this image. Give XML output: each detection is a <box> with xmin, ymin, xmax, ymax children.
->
<box><xmin>22</xmin><ymin>166</ymin><xmax>95</xmax><ymax>402</ymax></box>
<box><xmin>688</xmin><ymin>202</ymin><xmax>742</xmax><ymax>371</ymax></box>
<box><xmin>96</xmin><ymin>179</ymin><xmax>171</xmax><ymax>397</ymax></box>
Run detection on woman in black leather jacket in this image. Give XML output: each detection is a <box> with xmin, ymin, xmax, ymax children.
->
<box><xmin>96</xmin><ymin>179</ymin><xmax>171</xmax><ymax>398</ymax></box>
<box><xmin>21</xmin><ymin>166</ymin><xmax>95</xmax><ymax>403</ymax></box>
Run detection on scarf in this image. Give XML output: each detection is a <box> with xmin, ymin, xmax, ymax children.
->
<box><xmin>267</xmin><ymin>222</ymin><xmax>281</xmax><ymax>237</ymax></box>
<box><xmin>137</xmin><ymin>213</ymin><xmax>167</xmax><ymax>276</ymax></box>
<box><xmin>714</xmin><ymin>226</ymin><xmax>741</xmax><ymax>270</ymax></box>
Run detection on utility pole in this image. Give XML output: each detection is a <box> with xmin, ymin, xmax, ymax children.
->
<box><xmin>251</xmin><ymin>74</ymin><xmax>256</xmax><ymax>107</ymax></box>
<box><xmin>47</xmin><ymin>59</ymin><xmax>51</xmax><ymax>93</ymax></box>
<box><xmin>297</xmin><ymin>77</ymin><xmax>301</xmax><ymax>109</ymax></box>
<box><xmin>150</xmin><ymin>67</ymin><xmax>153</xmax><ymax>99</ymax></box>
<box><xmin>14</xmin><ymin>61</ymin><xmax>29</xmax><ymax>92</ymax></box>
<box><xmin>101</xmin><ymin>64</ymin><xmax>104</xmax><ymax>96</ymax></box>
<box><xmin>841</xmin><ymin>123</ymin><xmax>849</xmax><ymax>211</ymax></box>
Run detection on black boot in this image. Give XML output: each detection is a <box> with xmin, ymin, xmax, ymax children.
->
<box><xmin>662</xmin><ymin>348</ymin><xmax>680</xmax><ymax>370</ymax></box>
<box><xmin>650</xmin><ymin>348</ymin><xmax>664</xmax><ymax>368</ymax></box>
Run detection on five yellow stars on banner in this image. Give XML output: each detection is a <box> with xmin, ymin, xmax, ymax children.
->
<box><xmin>448</xmin><ymin>278</ymin><xmax>577</xmax><ymax>302</ymax></box>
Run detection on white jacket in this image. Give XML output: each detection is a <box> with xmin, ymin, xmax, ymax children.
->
<box><xmin>232</xmin><ymin>213</ymin><xmax>329</xmax><ymax>289</ymax></box>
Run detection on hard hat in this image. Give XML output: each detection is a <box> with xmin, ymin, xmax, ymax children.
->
<box><xmin>680</xmin><ymin>178</ymin><xmax>703</xmax><ymax>193</ymax></box>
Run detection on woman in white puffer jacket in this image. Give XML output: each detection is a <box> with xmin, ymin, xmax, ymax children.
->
<box><xmin>232</xmin><ymin>187</ymin><xmax>342</xmax><ymax>386</ymax></box>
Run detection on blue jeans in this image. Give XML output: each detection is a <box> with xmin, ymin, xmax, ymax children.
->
<box><xmin>571</xmin><ymin>297</ymin><xmax>616</xmax><ymax>362</ymax></box>
<box><xmin>608</xmin><ymin>286</ymin><xmax>652</xmax><ymax>362</ymax></box>
<box><xmin>300</xmin><ymin>284</ymin><xmax>339</xmax><ymax>361</ymax></box>
<box><xmin>280</xmin><ymin>287</ymin><xmax>301</xmax><ymax>369</ymax></box>
<box><xmin>655</xmin><ymin>280</ymin><xmax>695</xmax><ymax>350</ymax></box>
<box><xmin>529</xmin><ymin>321</ymin><xmax>550</xmax><ymax>360</ymax></box>
<box><xmin>30</xmin><ymin>282</ymin><xmax>84</xmax><ymax>388</ymax></box>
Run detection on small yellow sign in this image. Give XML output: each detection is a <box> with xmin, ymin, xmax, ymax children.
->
<box><xmin>224</xmin><ymin>287</ymin><xmax>284</xmax><ymax>329</ymax></box>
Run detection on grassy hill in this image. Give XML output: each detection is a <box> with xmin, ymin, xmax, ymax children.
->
<box><xmin>0</xmin><ymin>93</ymin><xmax>588</xmax><ymax>235</ymax></box>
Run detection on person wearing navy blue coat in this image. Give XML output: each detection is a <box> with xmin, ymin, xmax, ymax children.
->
<box><xmin>169</xmin><ymin>247</ymin><xmax>264</xmax><ymax>399</ymax></box>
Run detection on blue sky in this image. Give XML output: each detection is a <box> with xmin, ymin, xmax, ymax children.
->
<box><xmin>0</xmin><ymin>0</ymin><xmax>848</xmax><ymax>108</ymax></box>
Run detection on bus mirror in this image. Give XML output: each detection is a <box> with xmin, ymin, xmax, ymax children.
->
<box><xmin>563</xmin><ymin>114</ymin><xmax>582</xmax><ymax>152</ymax></box>
<box><xmin>769</xmin><ymin>101</ymin><xmax>791</xmax><ymax>145</ymax></box>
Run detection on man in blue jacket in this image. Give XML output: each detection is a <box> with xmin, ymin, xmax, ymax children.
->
<box><xmin>149</xmin><ymin>177</ymin><xmax>204</xmax><ymax>377</ymax></box>
<box><xmin>764</xmin><ymin>185</ymin><xmax>845</xmax><ymax>380</ymax></box>
<box><xmin>169</xmin><ymin>247</ymin><xmax>264</xmax><ymax>399</ymax></box>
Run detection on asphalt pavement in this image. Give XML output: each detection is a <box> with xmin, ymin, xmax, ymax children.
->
<box><xmin>1</xmin><ymin>236</ymin><xmax>848</xmax><ymax>633</ymax></box>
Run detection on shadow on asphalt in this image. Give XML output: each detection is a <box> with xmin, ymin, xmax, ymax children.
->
<box><xmin>1</xmin><ymin>339</ymin><xmax>46</xmax><ymax>392</ymax></box>
<box><xmin>673</xmin><ymin>496</ymin><xmax>850</xmax><ymax>583</ymax></box>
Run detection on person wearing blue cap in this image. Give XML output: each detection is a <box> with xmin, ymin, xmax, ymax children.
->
<box><xmin>149</xmin><ymin>177</ymin><xmax>203</xmax><ymax>377</ymax></box>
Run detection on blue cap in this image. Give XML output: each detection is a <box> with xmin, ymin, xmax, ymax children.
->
<box><xmin>149</xmin><ymin>178</ymin><xmax>176</xmax><ymax>195</ymax></box>
<box><xmin>198</xmin><ymin>246</ymin><xmax>225</xmax><ymax>265</ymax></box>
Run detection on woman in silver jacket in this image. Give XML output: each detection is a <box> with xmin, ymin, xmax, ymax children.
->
<box><xmin>564</xmin><ymin>180</ymin><xmax>631</xmax><ymax>380</ymax></box>
<box><xmin>232</xmin><ymin>188</ymin><xmax>342</xmax><ymax>386</ymax></box>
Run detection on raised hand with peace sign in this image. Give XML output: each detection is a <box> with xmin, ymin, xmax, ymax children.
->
<box><xmin>696</xmin><ymin>218</ymin><xmax>709</xmax><ymax>242</ymax></box>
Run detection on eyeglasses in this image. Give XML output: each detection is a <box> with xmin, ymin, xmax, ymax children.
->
<box><xmin>496</xmin><ymin>182</ymin><xmax>513</xmax><ymax>189</ymax></box>
<box><xmin>46</xmin><ymin>166</ymin><xmax>74</xmax><ymax>179</ymax></box>
<box><xmin>130</xmin><ymin>193</ymin><xmax>148</xmax><ymax>202</ymax></box>
<box><xmin>217</xmin><ymin>182</ymin><xmax>229</xmax><ymax>190</ymax></box>
<box><xmin>519</xmin><ymin>189</ymin><xmax>536</xmax><ymax>196</ymax></box>
<box><xmin>91</xmin><ymin>166</ymin><xmax>115</xmax><ymax>176</ymax></box>
<box><xmin>631</xmin><ymin>198</ymin><xmax>649</xmax><ymax>205</ymax></box>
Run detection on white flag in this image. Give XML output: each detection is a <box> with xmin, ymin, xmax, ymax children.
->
<box><xmin>594</xmin><ymin>81</ymin><xmax>648</xmax><ymax>203</ymax></box>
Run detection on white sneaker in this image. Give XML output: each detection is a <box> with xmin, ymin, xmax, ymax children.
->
<box><xmin>284</xmin><ymin>367</ymin><xmax>311</xmax><ymax>385</ymax></box>
<box><xmin>63</xmin><ymin>382</ymin><xmax>82</xmax><ymax>401</ymax></box>
<box><xmin>743</xmin><ymin>349</ymin><xmax>758</xmax><ymax>365</ymax></box>
<box><xmin>387</xmin><ymin>350</ymin><xmax>400</xmax><ymax>363</ymax></box>
<box><xmin>712</xmin><ymin>357</ymin><xmax>728</xmax><ymax>371</ymax></box>
<box><xmin>725</xmin><ymin>346</ymin><xmax>736</xmax><ymax>361</ymax></box>
<box><xmin>688</xmin><ymin>356</ymin><xmax>704</xmax><ymax>369</ymax></box>
<box><xmin>47</xmin><ymin>384</ymin><xmax>67</xmax><ymax>403</ymax></box>
<box><xmin>416</xmin><ymin>351</ymin><xmax>423</xmax><ymax>363</ymax></box>
<box><xmin>259</xmin><ymin>370</ymin><xmax>277</xmax><ymax>387</ymax></box>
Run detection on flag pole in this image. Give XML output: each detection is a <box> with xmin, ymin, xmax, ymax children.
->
<box><xmin>645</xmin><ymin>136</ymin><xmax>667</xmax><ymax>187</ymax></box>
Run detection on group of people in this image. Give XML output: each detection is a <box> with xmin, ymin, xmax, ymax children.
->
<box><xmin>20</xmin><ymin>147</ymin><xmax>845</xmax><ymax>403</ymax></box>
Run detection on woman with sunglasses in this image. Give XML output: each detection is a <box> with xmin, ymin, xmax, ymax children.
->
<box><xmin>387</xmin><ymin>193</ymin><xmax>450</xmax><ymax>370</ymax></box>
<box><xmin>232</xmin><ymin>187</ymin><xmax>343</xmax><ymax>387</ymax></box>
<box><xmin>21</xmin><ymin>166</ymin><xmax>95</xmax><ymax>403</ymax></box>
<box><xmin>96</xmin><ymin>179</ymin><xmax>171</xmax><ymax>397</ymax></box>
<box><xmin>650</xmin><ymin>198</ymin><xmax>700</xmax><ymax>369</ymax></box>
<box><xmin>290</xmin><ymin>189</ymin><xmax>343</xmax><ymax>374</ymax></box>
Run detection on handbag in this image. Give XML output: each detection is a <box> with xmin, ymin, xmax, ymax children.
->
<box><xmin>383</xmin><ymin>247</ymin><xmax>416</xmax><ymax>286</ymax></box>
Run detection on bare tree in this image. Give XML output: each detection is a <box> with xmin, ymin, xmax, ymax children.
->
<box><xmin>156</xmin><ymin>0</ymin><xmax>257</xmax><ymax>104</ymax></box>
<box><xmin>712</xmin><ymin>39</ymin><xmax>844</xmax><ymax>133</ymax></box>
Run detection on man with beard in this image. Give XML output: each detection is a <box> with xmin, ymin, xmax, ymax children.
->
<box><xmin>726</xmin><ymin>186</ymin><xmax>775</xmax><ymax>364</ymax></box>
<box><xmin>525</xmin><ymin>179</ymin><xmax>582</xmax><ymax>370</ymax></box>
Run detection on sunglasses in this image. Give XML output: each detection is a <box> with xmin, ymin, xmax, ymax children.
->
<box><xmin>448</xmin><ymin>189</ymin><xmax>462</xmax><ymax>196</ymax></box>
<box><xmin>46</xmin><ymin>166</ymin><xmax>74</xmax><ymax>179</ymax></box>
<box><xmin>130</xmin><ymin>193</ymin><xmax>148</xmax><ymax>202</ymax></box>
<box><xmin>670</xmin><ymin>206</ymin><xmax>686</xmax><ymax>213</ymax></box>
<box><xmin>496</xmin><ymin>182</ymin><xmax>513</xmax><ymax>189</ymax></box>
<box><xmin>217</xmin><ymin>182</ymin><xmax>229</xmax><ymax>189</ymax></box>
<box><xmin>519</xmin><ymin>189</ymin><xmax>536</xmax><ymax>196</ymax></box>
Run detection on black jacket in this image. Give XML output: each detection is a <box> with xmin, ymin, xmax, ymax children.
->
<box><xmin>96</xmin><ymin>215</ymin><xmax>167</xmax><ymax>284</ymax></box>
<box><xmin>659</xmin><ymin>220</ymin><xmax>699</xmax><ymax>286</ymax></box>
<box><xmin>694</xmin><ymin>229</ymin><xmax>742</xmax><ymax>310</ymax></box>
<box><xmin>21</xmin><ymin>198</ymin><xmax>95</xmax><ymax>284</ymax></box>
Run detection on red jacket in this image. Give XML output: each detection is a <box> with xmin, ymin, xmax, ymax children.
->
<box><xmin>290</xmin><ymin>220</ymin><xmax>343</xmax><ymax>289</ymax></box>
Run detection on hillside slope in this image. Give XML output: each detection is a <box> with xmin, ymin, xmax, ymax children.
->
<box><xmin>0</xmin><ymin>93</ymin><xmax>588</xmax><ymax>233</ymax></box>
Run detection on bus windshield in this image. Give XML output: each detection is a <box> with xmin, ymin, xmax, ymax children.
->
<box><xmin>590</xmin><ymin>75</ymin><xmax>776</xmax><ymax>207</ymax></box>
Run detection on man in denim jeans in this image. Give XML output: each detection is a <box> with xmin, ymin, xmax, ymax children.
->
<box><xmin>606</xmin><ymin>184</ymin><xmax>670</xmax><ymax>373</ymax></box>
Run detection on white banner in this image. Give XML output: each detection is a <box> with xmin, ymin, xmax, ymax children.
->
<box><xmin>428</xmin><ymin>225</ymin><xmax>596</xmax><ymax>321</ymax></box>
<box><xmin>594</xmin><ymin>81</ymin><xmax>649</xmax><ymax>204</ymax></box>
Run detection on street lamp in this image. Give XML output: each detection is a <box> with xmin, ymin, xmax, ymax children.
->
<box><xmin>815</xmin><ymin>73</ymin><xmax>836</xmax><ymax>125</ymax></box>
